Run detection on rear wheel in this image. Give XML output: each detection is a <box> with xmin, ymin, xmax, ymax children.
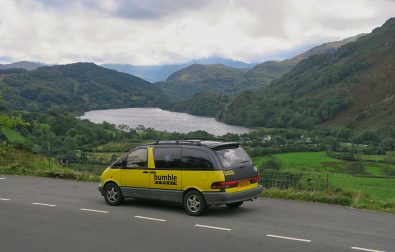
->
<box><xmin>104</xmin><ymin>183</ymin><xmax>123</xmax><ymax>206</ymax></box>
<box><xmin>226</xmin><ymin>201</ymin><xmax>243</xmax><ymax>208</ymax></box>
<box><xmin>183</xmin><ymin>190</ymin><xmax>207</xmax><ymax>216</ymax></box>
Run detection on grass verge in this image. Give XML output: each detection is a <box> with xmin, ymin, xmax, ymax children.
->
<box><xmin>262</xmin><ymin>187</ymin><xmax>395</xmax><ymax>213</ymax></box>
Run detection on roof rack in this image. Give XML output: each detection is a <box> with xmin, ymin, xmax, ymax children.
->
<box><xmin>182</xmin><ymin>137</ymin><xmax>227</xmax><ymax>141</ymax></box>
<box><xmin>149</xmin><ymin>140</ymin><xmax>240</xmax><ymax>149</ymax></box>
<box><xmin>153</xmin><ymin>140</ymin><xmax>203</xmax><ymax>146</ymax></box>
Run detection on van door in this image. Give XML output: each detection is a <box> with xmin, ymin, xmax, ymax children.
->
<box><xmin>150</xmin><ymin>146</ymin><xmax>182</xmax><ymax>201</ymax></box>
<box><xmin>120</xmin><ymin>148</ymin><xmax>150</xmax><ymax>197</ymax></box>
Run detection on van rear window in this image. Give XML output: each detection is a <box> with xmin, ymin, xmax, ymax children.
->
<box><xmin>215</xmin><ymin>147</ymin><xmax>252</xmax><ymax>170</ymax></box>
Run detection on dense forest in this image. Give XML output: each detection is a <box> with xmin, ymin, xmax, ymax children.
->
<box><xmin>0</xmin><ymin>63</ymin><xmax>169</xmax><ymax>155</ymax></box>
<box><xmin>162</xmin><ymin>91</ymin><xmax>229</xmax><ymax>117</ymax></box>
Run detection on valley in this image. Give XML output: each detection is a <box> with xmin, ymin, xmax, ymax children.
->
<box><xmin>0</xmin><ymin>18</ymin><xmax>394</xmax><ymax>213</ymax></box>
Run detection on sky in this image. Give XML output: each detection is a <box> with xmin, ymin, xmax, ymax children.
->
<box><xmin>0</xmin><ymin>0</ymin><xmax>394</xmax><ymax>65</ymax></box>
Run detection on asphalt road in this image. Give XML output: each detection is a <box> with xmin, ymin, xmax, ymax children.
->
<box><xmin>0</xmin><ymin>175</ymin><xmax>394</xmax><ymax>252</ymax></box>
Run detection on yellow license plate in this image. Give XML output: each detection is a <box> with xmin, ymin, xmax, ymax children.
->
<box><xmin>238</xmin><ymin>180</ymin><xmax>250</xmax><ymax>187</ymax></box>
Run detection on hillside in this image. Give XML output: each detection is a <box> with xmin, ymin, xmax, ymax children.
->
<box><xmin>157</xmin><ymin>64</ymin><xmax>250</xmax><ymax>99</ymax></box>
<box><xmin>0</xmin><ymin>63</ymin><xmax>167</xmax><ymax>113</ymax></box>
<box><xmin>245</xmin><ymin>34</ymin><xmax>365</xmax><ymax>84</ymax></box>
<box><xmin>162</xmin><ymin>91</ymin><xmax>229</xmax><ymax>117</ymax></box>
<box><xmin>290</xmin><ymin>34</ymin><xmax>366</xmax><ymax>63</ymax></box>
<box><xmin>218</xmin><ymin>18</ymin><xmax>395</xmax><ymax>136</ymax></box>
<box><xmin>0</xmin><ymin>61</ymin><xmax>45</xmax><ymax>71</ymax></box>
<box><xmin>157</xmin><ymin>35</ymin><xmax>363</xmax><ymax>100</ymax></box>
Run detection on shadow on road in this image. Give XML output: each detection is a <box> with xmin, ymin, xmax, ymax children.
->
<box><xmin>118</xmin><ymin>198</ymin><xmax>257</xmax><ymax>217</ymax></box>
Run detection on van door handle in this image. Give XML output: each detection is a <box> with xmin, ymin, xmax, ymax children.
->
<box><xmin>142</xmin><ymin>171</ymin><xmax>149</xmax><ymax>174</ymax></box>
<box><xmin>150</xmin><ymin>171</ymin><xmax>156</xmax><ymax>174</ymax></box>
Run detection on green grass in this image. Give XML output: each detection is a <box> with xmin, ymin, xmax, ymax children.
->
<box><xmin>262</xmin><ymin>188</ymin><xmax>352</xmax><ymax>206</ymax></box>
<box><xmin>364</xmin><ymin>164</ymin><xmax>384</xmax><ymax>176</ymax></box>
<box><xmin>354</xmin><ymin>154</ymin><xmax>385</xmax><ymax>162</ymax></box>
<box><xmin>329</xmin><ymin>173</ymin><xmax>395</xmax><ymax>201</ymax></box>
<box><xmin>253</xmin><ymin>151</ymin><xmax>341</xmax><ymax>173</ymax></box>
<box><xmin>254</xmin><ymin>151</ymin><xmax>395</xmax><ymax>213</ymax></box>
<box><xmin>263</xmin><ymin>187</ymin><xmax>395</xmax><ymax>213</ymax></box>
<box><xmin>1</xmin><ymin>128</ymin><xmax>25</xmax><ymax>143</ymax></box>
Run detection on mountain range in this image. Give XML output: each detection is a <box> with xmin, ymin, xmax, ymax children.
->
<box><xmin>157</xmin><ymin>34</ymin><xmax>364</xmax><ymax>101</ymax></box>
<box><xmin>0</xmin><ymin>61</ymin><xmax>45</xmax><ymax>71</ymax></box>
<box><xmin>101</xmin><ymin>56</ymin><xmax>256</xmax><ymax>83</ymax></box>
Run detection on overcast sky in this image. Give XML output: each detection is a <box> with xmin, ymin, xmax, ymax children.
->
<box><xmin>0</xmin><ymin>0</ymin><xmax>394</xmax><ymax>65</ymax></box>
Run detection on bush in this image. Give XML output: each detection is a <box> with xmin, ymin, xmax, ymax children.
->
<box><xmin>264</xmin><ymin>157</ymin><xmax>282</xmax><ymax>170</ymax></box>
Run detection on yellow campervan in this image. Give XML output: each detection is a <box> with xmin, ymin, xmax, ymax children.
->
<box><xmin>98</xmin><ymin>140</ymin><xmax>262</xmax><ymax>216</ymax></box>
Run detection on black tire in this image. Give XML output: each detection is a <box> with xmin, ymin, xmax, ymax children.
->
<box><xmin>226</xmin><ymin>201</ymin><xmax>243</xmax><ymax>208</ymax></box>
<box><xmin>104</xmin><ymin>183</ymin><xmax>124</xmax><ymax>206</ymax></box>
<box><xmin>183</xmin><ymin>190</ymin><xmax>207</xmax><ymax>216</ymax></box>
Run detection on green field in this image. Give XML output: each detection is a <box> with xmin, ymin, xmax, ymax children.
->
<box><xmin>0</xmin><ymin>128</ymin><xmax>25</xmax><ymax>143</ymax></box>
<box><xmin>254</xmin><ymin>152</ymin><xmax>341</xmax><ymax>173</ymax></box>
<box><xmin>253</xmin><ymin>152</ymin><xmax>395</xmax><ymax>212</ymax></box>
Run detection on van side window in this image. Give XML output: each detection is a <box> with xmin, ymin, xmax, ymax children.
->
<box><xmin>126</xmin><ymin>148</ymin><xmax>147</xmax><ymax>168</ymax></box>
<box><xmin>154</xmin><ymin>147</ymin><xmax>181</xmax><ymax>169</ymax></box>
<box><xmin>182</xmin><ymin>148</ymin><xmax>213</xmax><ymax>170</ymax></box>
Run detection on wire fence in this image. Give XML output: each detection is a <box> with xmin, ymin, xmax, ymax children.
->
<box><xmin>259</xmin><ymin>169</ymin><xmax>395</xmax><ymax>201</ymax></box>
<box><xmin>259</xmin><ymin>170</ymin><xmax>329</xmax><ymax>191</ymax></box>
<box><xmin>0</xmin><ymin>153</ymin><xmax>109</xmax><ymax>176</ymax></box>
<box><xmin>1</xmin><ymin>153</ymin><xmax>394</xmax><ymax>200</ymax></box>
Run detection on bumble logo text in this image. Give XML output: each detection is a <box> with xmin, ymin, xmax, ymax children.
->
<box><xmin>154</xmin><ymin>174</ymin><xmax>177</xmax><ymax>185</ymax></box>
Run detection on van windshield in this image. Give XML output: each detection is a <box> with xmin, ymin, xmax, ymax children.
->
<box><xmin>215</xmin><ymin>147</ymin><xmax>252</xmax><ymax>170</ymax></box>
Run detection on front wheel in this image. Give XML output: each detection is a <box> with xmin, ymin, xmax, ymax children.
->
<box><xmin>226</xmin><ymin>201</ymin><xmax>243</xmax><ymax>208</ymax></box>
<box><xmin>183</xmin><ymin>190</ymin><xmax>207</xmax><ymax>216</ymax></box>
<box><xmin>104</xmin><ymin>183</ymin><xmax>124</xmax><ymax>206</ymax></box>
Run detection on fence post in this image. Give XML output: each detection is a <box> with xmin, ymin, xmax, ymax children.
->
<box><xmin>91</xmin><ymin>157</ymin><xmax>95</xmax><ymax>174</ymax></box>
<box><xmin>48</xmin><ymin>141</ymin><xmax>51</xmax><ymax>171</ymax></box>
<box><xmin>326</xmin><ymin>173</ymin><xmax>329</xmax><ymax>192</ymax></box>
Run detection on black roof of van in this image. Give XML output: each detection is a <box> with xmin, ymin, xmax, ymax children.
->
<box><xmin>148</xmin><ymin>140</ymin><xmax>240</xmax><ymax>149</ymax></box>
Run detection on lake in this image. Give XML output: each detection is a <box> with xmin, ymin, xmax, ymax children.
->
<box><xmin>79</xmin><ymin>108</ymin><xmax>252</xmax><ymax>136</ymax></box>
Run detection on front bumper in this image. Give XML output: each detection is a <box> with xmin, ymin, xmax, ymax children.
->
<box><xmin>203</xmin><ymin>185</ymin><xmax>263</xmax><ymax>205</ymax></box>
<box><xmin>98</xmin><ymin>185</ymin><xmax>104</xmax><ymax>196</ymax></box>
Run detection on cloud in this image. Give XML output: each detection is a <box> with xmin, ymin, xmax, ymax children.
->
<box><xmin>113</xmin><ymin>0</ymin><xmax>214</xmax><ymax>20</ymax></box>
<box><xmin>28</xmin><ymin>0</ymin><xmax>214</xmax><ymax>20</ymax></box>
<box><xmin>0</xmin><ymin>0</ymin><xmax>394</xmax><ymax>65</ymax></box>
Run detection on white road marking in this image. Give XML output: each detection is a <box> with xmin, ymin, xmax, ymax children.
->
<box><xmin>266</xmin><ymin>234</ymin><xmax>311</xmax><ymax>243</ymax></box>
<box><xmin>80</xmin><ymin>208</ymin><xmax>109</xmax><ymax>214</ymax></box>
<box><xmin>134</xmin><ymin>216</ymin><xmax>166</xmax><ymax>222</ymax></box>
<box><xmin>0</xmin><ymin>177</ymin><xmax>6</xmax><ymax>180</ymax></box>
<box><xmin>194</xmin><ymin>224</ymin><xmax>232</xmax><ymax>231</ymax></box>
<box><xmin>0</xmin><ymin>198</ymin><xmax>10</xmax><ymax>201</ymax></box>
<box><xmin>32</xmin><ymin>202</ymin><xmax>57</xmax><ymax>207</ymax></box>
<box><xmin>351</xmin><ymin>247</ymin><xmax>386</xmax><ymax>252</ymax></box>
